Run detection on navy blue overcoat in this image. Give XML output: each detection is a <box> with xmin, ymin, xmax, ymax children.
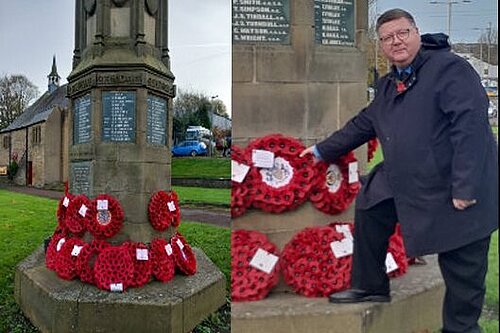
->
<box><xmin>317</xmin><ymin>34</ymin><xmax>498</xmax><ymax>256</ymax></box>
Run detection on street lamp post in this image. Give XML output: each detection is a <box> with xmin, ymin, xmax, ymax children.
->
<box><xmin>429</xmin><ymin>0</ymin><xmax>472</xmax><ymax>40</ymax></box>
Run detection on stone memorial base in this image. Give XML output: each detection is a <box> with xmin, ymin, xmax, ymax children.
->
<box><xmin>232</xmin><ymin>255</ymin><xmax>445</xmax><ymax>333</ymax></box>
<box><xmin>15</xmin><ymin>246</ymin><xmax>226</xmax><ymax>333</ymax></box>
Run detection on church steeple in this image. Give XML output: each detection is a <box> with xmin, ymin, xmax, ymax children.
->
<box><xmin>47</xmin><ymin>55</ymin><xmax>61</xmax><ymax>93</ymax></box>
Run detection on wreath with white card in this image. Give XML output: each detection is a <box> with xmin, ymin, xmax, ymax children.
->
<box><xmin>86</xmin><ymin>194</ymin><xmax>124</xmax><ymax>239</ymax></box>
<box><xmin>148</xmin><ymin>190</ymin><xmax>181</xmax><ymax>231</ymax></box>
<box><xmin>230</xmin><ymin>145</ymin><xmax>254</xmax><ymax>218</ymax></box>
<box><xmin>309</xmin><ymin>151</ymin><xmax>361</xmax><ymax>215</ymax></box>
<box><xmin>245</xmin><ymin>134</ymin><xmax>315</xmax><ymax>214</ymax></box>
<box><xmin>65</xmin><ymin>194</ymin><xmax>92</xmax><ymax>236</ymax></box>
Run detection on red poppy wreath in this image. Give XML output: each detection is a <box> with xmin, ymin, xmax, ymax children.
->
<box><xmin>230</xmin><ymin>145</ymin><xmax>254</xmax><ymax>218</ymax></box>
<box><xmin>280</xmin><ymin>225</ymin><xmax>353</xmax><ymax>297</ymax></box>
<box><xmin>170</xmin><ymin>232</ymin><xmax>197</xmax><ymax>276</ymax></box>
<box><xmin>150</xmin><ymin>238</ymin><xmax>175</xmax><ymax>283</ymax></box>
<box><xmin>123</xmin><ymin>241</ymin><xmax>153</xmax><ymax>288</ymax></box>
<box><xmin>53</xmin><ymin>237</ymin><xmax>87</xmax><ymax>280</ymax></box>
<box><xmin>245</xmin><ymin>134</ymin><xmax>315</xmax><ymax>213</ymax></box>
<box><xmin>45</xmin><ymin>228</ymin><xmax>69</xmax><ymax>271</ymax></box>
<box><xmin>75</xmin><ymin>239</ymin><xmax>110</xmax><ymax>285</ymax></box>
<box><xmin>148</xmin><ymin>190</ymin><xmax>181</xmax><ymax>231</ymax></box>
<box><xmin>65</xmin><ymin>194</ymin><xmax>92</xmax><ymax>236</ymax></box>
<box><xmin>309</xmin><ymin>151</ymin><xmax>361</xmax><ymax>215</ymax></box>
<box><xmin>56</xmin><ymin>193</ymin><xmax>74</xmax><ymax>231</ymax></box>
<box><xmin>86</xmin><ymin>194</ymin><xmax>124</xmax><ymax>239</ymax></box>
<box><xmin>367</xmin><ymin>138</ymin><xmax>379</xmax><ymax>163</ymax></box>
<box><xmin>93</xmin><ymin>245</ymin><xmax>135</xmax><ymax>292</ymax></box>
<box><xmin>387</xmin><ymin>223</ymin><xmax>409</xmax><ymax>278</ymax></box>
<box><xmin>231</xmin><ymin>229</ymin><xmax>280</xmax><ymax>302</ymax></box>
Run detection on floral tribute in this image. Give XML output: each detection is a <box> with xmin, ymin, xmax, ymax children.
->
<box><xmin>45</xmin><ymin>189</ymin><xmax>197</xmax><ymax>292</ymax></box>
<box><xmin>150</xmin><ymin>238</ymin><xmax>176</xmax><ymax>283</ymax></box>
<box><xmin>367</xmin><ymin>138</ymin><xmax>379</xmax><ymax>163</ymax></box>
<box><xmin>171</xmin><ymin>232</ymin><xmax>197</xmax><ymax>276</ymax></box>
<box><xmin>86</xmin><ymin>194</ymin><xmax>124</xmax><ymax>239</ymax></box>
<box><xmin>230</xmin><ymin>145</ymin><xmax>254</xmax><ymax>218</ymax></box>
<box><xmin>244</xmin><ymin>134</ymin><xmax>315</xmax><ymax>213</ymax></box>
<box><xmin>148</xmin><ymin>190</ymin><xmax>181</xmax><ymax>231</ymax></box>
<box><xmin>65</xmin><ymin>194</ymin><xmax>92</xmax><ymax>236</ymax></box>
<box><xmin>386</xmin><ymin>223</ymin><xmax>409</xmax><ymax>278</ymax></box>
<box><xmin>309</xmin><ymin>151</ymin><xmax>361</xmax><ymax>215</ymax></box>
<box><xmin>280</xmin><ymin>224</ymin><xmax>353</xmax><ymax>297</ymax></box>
<box><xmin>231</xmin><ymin>229</ymin><xmax>280</xmax><ymax>302</ymax></box>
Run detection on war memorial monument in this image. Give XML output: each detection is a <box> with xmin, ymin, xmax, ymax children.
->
<box><xmin>14</xmin><ymin>1</ymin><xmax>225</xmax><ymax>332</ymax></box>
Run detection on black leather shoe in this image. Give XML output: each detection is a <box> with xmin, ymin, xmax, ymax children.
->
<box><xmin>328</xmin><ymin>289</ymin><xmax>391</xmax><ymax>303</ymax></box>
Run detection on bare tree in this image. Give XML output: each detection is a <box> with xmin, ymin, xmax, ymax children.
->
<box><xmin>0</xmin><ymin>74</ymin><xmax>39</xmax><ymax>130</ymax></box>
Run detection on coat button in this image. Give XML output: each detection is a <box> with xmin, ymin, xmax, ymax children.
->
<box><xmin>385</xmin><ymin>136</ymin><xmax>390</xmax><ymax>141</ymax></box>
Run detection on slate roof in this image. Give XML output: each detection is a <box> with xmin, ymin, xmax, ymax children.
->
<box><xmin>1</xmin><ymin>84</ymin><xmax>69</xmax><ymax>133</ymax></box>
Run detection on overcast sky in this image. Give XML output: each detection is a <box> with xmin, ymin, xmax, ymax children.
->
<box><xmin>0</xmin><ymin>0</ymin><xmax>231</xmax><ymax>115</ymax></box>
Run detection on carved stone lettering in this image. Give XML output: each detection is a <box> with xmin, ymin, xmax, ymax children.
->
<box><xmin>70</xmin><ymin>161</ymin><xmax>92</xmax><ymax>196</ymax></box>
<box><xmin>314</xmin><ymin>0</ymin><xmax>355</xmax><ymax>46</ymax></box>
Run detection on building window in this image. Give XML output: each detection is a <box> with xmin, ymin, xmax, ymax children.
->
<box><xmin>32</xmin><ymin>126</ymin><xmax>42</xmax><ymax>145</ymax></box>
<box><xmin>2</xmin><ymin>135</ymin><xmax>10</xmax><ymax>149</ymax></box>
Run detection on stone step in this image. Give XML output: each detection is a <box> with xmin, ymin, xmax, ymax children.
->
<box><xmin>232</xmin><ymin>255</ymin><xmax>444</xmax><ymax>333</ymax></box>
<box><xmin>15</xmin><ymin>246</ymin><xmax>226</xmax><ymax>333</ymax></box>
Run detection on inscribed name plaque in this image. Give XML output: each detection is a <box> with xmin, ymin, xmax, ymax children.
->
<box><xmin>233</xmin><ymin>0</ymin><xmax>290</xmax><ymax>44</ymax></box>
<box><xmin>70</xmin><ymin>161</ymin><xmax>92</xmax><ymax>197</ymax></box>
<box><xmin>146</xmin><ymin>95</ymin><xmax>167</xmax><ymax>145</ymax></box>
<box><xmin>102</xmin><ymin>91</ymin><xmax>136</xmax><ymax>142</ymax></box>
<box><xmin>73</xmin><ymin>94</ymin><xmax>92</xmax><ymax>144</ymax></box>
<box><xmin>314</xmin><ymin>0</ymin><xmax>355</xmax><ymax>46</ymax></box>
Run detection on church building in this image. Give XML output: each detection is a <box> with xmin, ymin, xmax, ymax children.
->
<box><xmin>0</xmin><ymin>57</ymin><xmax>70</xmax><ymax>188</ymax></box>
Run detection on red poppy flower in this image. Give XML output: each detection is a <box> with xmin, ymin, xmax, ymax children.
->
<box><xmin>65</xmin><ymin>195</ymin><xmax>92</xmax><ymax>236</ymax></box>
<box><xmin>86</xmin><ymin>194</ymin><xmax>124</xmax><ymax>239</ymax></box>
<box><xmin>45</xmin><ymin>228</ymin><xmax>69</xmax><ymax>271</ymax></box>
<box><xmin>75</xmin><ymin>239</ymin><xmax>110</xmax><ymax>285</ymax></box>
<box><xmin>93</xmin><ymin>245</ymin><xmax>135</xmax><ymax>292</ymax></box>
<box><xmin>231</xmin><ymin>145</ymin><xmax>254</xmax><ymax>218</ymax></box>
<box><xmin>310</xmin><ymin>151</ymin><xmax>360</xmax><ymax>215</ymax></box>
<box><xmin>231</xmin><ymin>229</ymin><xmax>280</xmax><ymax>302</ymax></box>
<box><xmin>281</xmin><ymin>225</ymin><xmax>353</xmax><ymax>297</ymax></box>
<box><xmin>170</xmin><ymin>233</ymin><xmax>197</xmax><ymax>276</ymax></box>
<box><xmin>387</xmin><ymin>223</ymin><xmax>409</xmax><ymax>278</ymax></box>
<box><xmin>148</xmin><ymin>190</ymin><xmax>181</xmax><ymax>231</ymax></box>
<box><xmin>150</xmin><ymin>238</ymin><xmax>175</xmax><ymax>283</ymax></box>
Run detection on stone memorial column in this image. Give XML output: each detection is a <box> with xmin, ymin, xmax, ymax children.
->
<box><xmin>232</xmin><ymin>0</ymin><xmax>369</xmax><ymax>248</ymax></box>
<box><xmin>67</xmin><ymin>0</ymin><xmax>175</xmax><ymax>243</ymax></box>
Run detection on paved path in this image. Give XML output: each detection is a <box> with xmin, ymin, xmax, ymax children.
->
<box><xmin>0</xmin><ymin>184</ymin><xmax>230</xmax><ymax>229</ymax></box>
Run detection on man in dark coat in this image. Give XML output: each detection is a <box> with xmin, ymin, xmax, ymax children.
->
<box><xmin>301</xmin><ymin>8</ymin><xmax>498</xmax><ymax>333</ymax></box>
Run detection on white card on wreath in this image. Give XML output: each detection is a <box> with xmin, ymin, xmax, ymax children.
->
<box><xmin>78</xmin><ymin>204</ymin><xmax>88</xmax><ymax>217</ymax></box>
<box><xmin>164</xmin><ymin>244</ymin><xmax>173</xmax><ymax>256</ymax></box>
<box><xmin>63</xmin><ymin>196</ymin><xmax>70</xmax><ymax>207</ymax></box>
<box><xmin>110</xmin><ymin>283</ymin><xmax>123</xmax><ymax>292</ymax></box>
<box><xmin>385</xmin><ymin>252</ymin><xmax>399</xmax><ymax>273</ymax></box>
<box><xmin>231</xmin><ymin>160</ymin><xmax>250</xmax><ymax>183</ymax></box>
<box><xmin>249</xmin><ymin>248</ymin><xmax>278</xmax><ymax>274</ymax></box>
<box><xmin>136</xmin><ymin>248</ymin><xmax>149</xmax><ymax>261</ymax></box>
<box><xmin>176</xmin><ymin>239</ymin><xmax>184</xmax><ymax>250</ymax></box>
<box><xmin>330</xmin><ymin>238</ymin><xmax>353</xmax><ymax>258</ymax></box>
<box><xmin>97</xmin><ymin>199</ymin><xmax>109</xmax><ymax>210</ymax></box>
<box><xmin>252</xmin><ymin>149</ymin><xmax>275</xmax><ymax>169</ymax></box>
<box><xmin>335</xmin><ymin>224</ymin><xmax>353</xmax><ymax>240</ymax></box>
<box><xmin>348</xmin><ymin>162</ymin><xmax>359</xmax><ymax>184</ymax></box>
<box><xmin>167</xmin><ymin>201</ymin><xmax>176</xmax><ymax>212</ymax></box>
<box><xmin>56</xmin><ymin>238</ymin><xmax>66</xmax><ymax>252</ymax></box>
<box><xmin>71</xmin><ymin>245</ymin><xmax>83</xmax><ymax>257</ymax></box>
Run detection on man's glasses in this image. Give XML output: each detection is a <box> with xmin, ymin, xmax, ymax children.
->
<box><xmin>379</xmin><ymin>28</ymin><xmax>412</xmax><ymax>45</ymax></box>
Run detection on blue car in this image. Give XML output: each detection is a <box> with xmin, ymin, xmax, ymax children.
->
<box><xmin>172</xmin><ymin>140</ymin><xmax>208</xmax><ymax>157</ymax></box>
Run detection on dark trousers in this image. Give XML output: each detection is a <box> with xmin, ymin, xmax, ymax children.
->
<box><xmin>351</xmin><ymin>199</ymin><xmax>491</xmax><ymax>333</ymax></box>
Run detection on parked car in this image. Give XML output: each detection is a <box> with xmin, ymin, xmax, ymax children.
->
<box><xmin>172</xmin><ymin>140</ymin><xmax>207</xmax><ymax>157</ymax></box>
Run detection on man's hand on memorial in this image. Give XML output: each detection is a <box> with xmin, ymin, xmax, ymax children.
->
<box><xmin>299</xmin><ymin>146</ymin><xmax>314</xmax><ymax>158</ymax></box>
<box><xmin>452</xmin><ymin>198</ymin><xmax>477</xmax><ymax>210</ymax></box>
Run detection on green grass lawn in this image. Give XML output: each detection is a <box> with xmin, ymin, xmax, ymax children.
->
<box><xmin>173</xmin><ymin>186</ymin><xmax>230</xmax><ymax>207</ymax></box>
<box><xmin>0</xmin><ymin>190</ymin><xmax>230</xmax><ymax>333</ymax></box>
<box><xmin>172</xmin><ymin>157</ymin><xmax>230</xmax><ymax>179</ymax></box>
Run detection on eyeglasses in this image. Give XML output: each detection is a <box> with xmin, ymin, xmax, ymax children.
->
<box><xmin>379</xmin><ymin>28</ymin><xmax>412</xmax><ymax>45</ymax></box>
